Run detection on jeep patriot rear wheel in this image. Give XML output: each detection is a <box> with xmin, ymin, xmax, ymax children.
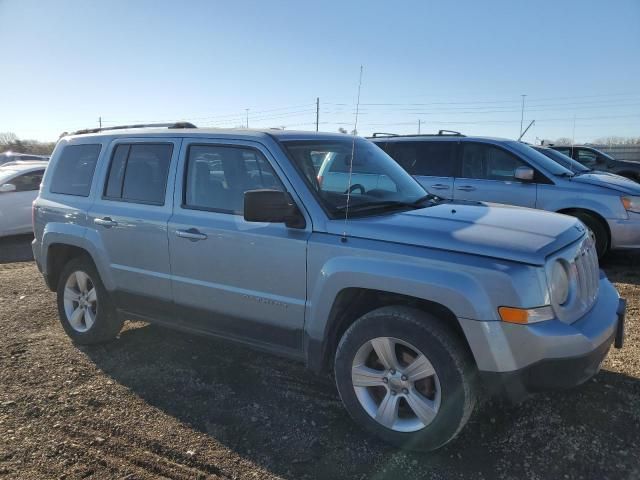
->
<box><xmin>334</xmin><ymin>306</ymin><xmax>477</xmax><ymax>451</ymax></box>
<box><xmin>56</xmin><ymin>257</ymin><xmax>123</xmax><ymax>344</ymax></box>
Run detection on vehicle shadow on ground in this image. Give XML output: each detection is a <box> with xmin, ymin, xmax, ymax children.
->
<box><xmin>0</xmin><ymin>234</ymin><xmax>34</xmax><ymax>264</ymax></box>
<box><xmin>602</xmin><ymin>250</ymin><xmax>640</xmax><ymax>286</ymax></box>
<box><xmin>83</xmin><ymin>322</ymin><xmax>640</xmax><ymax>479</ymax></box>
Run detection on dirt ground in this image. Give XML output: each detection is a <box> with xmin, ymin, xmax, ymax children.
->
<box><xmin>1</xmin><ymin>235</ymin><xmax>639</xmax><ymax>480</ymax></box>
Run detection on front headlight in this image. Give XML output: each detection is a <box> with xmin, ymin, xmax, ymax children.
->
<box><xmin>549</xmin><ymin>260</ymin><xmax>570</xmax><ymax>306</ymax></box>
<box><xmin>621</xmin><ymin>196</ymin><xmax>640</xmax><ymax>213</ymax></box>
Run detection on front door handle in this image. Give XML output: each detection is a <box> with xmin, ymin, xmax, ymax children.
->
<box><xmin>430</xmin><ymin>183</ymin><xmax>450</xmax><ymax>190</ymax></box>
<box><xmin>456</xmin><ymin>185</ymin><xmax>476</xmax><ymax>192</ymax></box>
<box><xmin>176</xmin><ymin>228</ymin><xmax>208</xmax><ymax>241</ymax></box>
<box><xmin>94</xmin><ymin>217</ymin><xmax>118</xmax><ymax>228</ymax></box>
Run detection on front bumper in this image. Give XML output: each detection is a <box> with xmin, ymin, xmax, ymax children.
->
<box><xmin>460</xmin><ymin>274</ymin><xmax>625</xmax><ymax>401</ymax></box>
<box><xmin>608</xmin><ymin>211</ymin><xmax>640</xmax><ymax>249</ymax></box>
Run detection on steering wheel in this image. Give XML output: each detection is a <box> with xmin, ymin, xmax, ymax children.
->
<box><xmin>344</xmin><ymin>183</ymin><xmax>366</xmax><ymax>195</ymax></box>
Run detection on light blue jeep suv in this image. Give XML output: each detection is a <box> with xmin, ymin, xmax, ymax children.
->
<box><xmin>33</xmin><ymin>124</ymin><xmax>626</xmax><ymax>451</ymax></box>
<box><xmin>371</xmin><ymin>133</ymin><xmax>640</xmax><ymax>258</ymax></box>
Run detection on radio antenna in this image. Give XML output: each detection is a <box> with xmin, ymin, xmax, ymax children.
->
<box><xmin>342</xmin><ymin>65</ymin><xmax>364</xmax><ymax>242</ymax></box>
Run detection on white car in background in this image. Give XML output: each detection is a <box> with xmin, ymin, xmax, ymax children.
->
<box><xmin>0</xmin><ymin>161</ymin><xmax>47</xmax><ymax>237</ymax></box>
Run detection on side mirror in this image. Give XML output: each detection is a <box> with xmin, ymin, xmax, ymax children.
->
<box><xmin>514</xmin><ymin>166</ymin><xmax>534</xmax><ymax>182</ymax></box>
<box><xmin>0</xmin><ymin>183</ymin><xmax>16</xmax><ymax>193</ymax></box>
<box><xmin>244</xmin><ymin>189</ymin><xmax>305</xmax><ymax>229</ymax></box>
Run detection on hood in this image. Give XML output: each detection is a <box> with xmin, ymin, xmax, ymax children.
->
<box><xmin>328</xmin><ymin>202</ymin><xmax>585</xmax><ymax>265</ymax></box>
<box><xmin>571</xmin><ymin>172</ymin><xmax>640</xmax><ymax>195</ymax></box>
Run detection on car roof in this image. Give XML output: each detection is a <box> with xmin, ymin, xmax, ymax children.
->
<box><xmin>64</xmin><ymin>127</ymin><xmax>356</xmax><ymax>143</ymax></box>
<box><xmin>0</xmin><ymin>161</ymin><xmax>48</xmax><ymax>171</ymax></box>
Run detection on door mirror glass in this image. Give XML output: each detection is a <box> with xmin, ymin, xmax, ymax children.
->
<box><xmin>514</xmin><ymin>166</ymin><xmax>534</xmax><ymax>181</ymax></box>
<box><xmin>0</xmin><ymin>183</ymin><xmax>16</xmax><ymax>193</ymax></box>
<box><xmin>244</xmin><ymin>189</ymin><xmax>305</xmax><ymax>228</ymax></box>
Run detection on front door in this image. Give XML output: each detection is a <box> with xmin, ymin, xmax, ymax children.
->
<box><xmin>453</xmin><ymin>142</ymin><xmax>537</xmax><ymax>208</ymax></box>
<box><xmin>0</xmin><ymin>168</ymin><xmax>44</xmax><ymax>235</ymax></box>
<box><xmin>168</xmin><ymin>140</ymin><xmax>310</xmax><ymax>356</ymax></box>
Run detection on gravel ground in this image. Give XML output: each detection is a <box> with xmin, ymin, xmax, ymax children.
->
<box><xmin>0</xmin><ymin>236</ymin><xmax>639</xmax><ymax>479</ymax></box>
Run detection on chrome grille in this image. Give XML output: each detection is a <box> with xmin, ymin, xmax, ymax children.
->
<box><xmin>572</xmin><ymin>235</ymin><xmax>599</xmax><ymax>317</ymax></box>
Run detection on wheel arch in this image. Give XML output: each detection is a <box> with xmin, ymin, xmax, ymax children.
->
<box><xmin>556</xmin><ymin>207</ymin><xmax>611</xmax><ymax>245</ymax></box>
<box><xmin>309</xmin><ymin>287</ymin><xmax>473</xmax><ymax>374</ymax></box>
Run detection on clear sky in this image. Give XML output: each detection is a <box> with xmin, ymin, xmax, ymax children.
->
<box><xmin>1</xmin><ymin>0</ymin><xmax>638</xmax><ymax>143</ymax></box>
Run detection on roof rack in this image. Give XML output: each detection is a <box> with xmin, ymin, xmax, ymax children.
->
<box><xmin>70</xmin><ymin>122</ymin><xmax>197</xmax><ymax>136</ymax></box>
<box><xmin>371</xmin><ymin>132</ymin><xmax>400</xmax><ymax>138</ymax></box>
<box><xmin>368</xmin><ymin>130</ymin><xmax>465</xmax><ymax>139</ymax></box>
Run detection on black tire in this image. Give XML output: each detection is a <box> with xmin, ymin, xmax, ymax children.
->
<box><xmin>56</xmin><ymin>256</ymin><xmax>123</xmax><ymax>344</ymax></box>
<box><xmin>334</xmin><ymin>306</ymin><xmax>477</xmax><ymax>451</ymax></box>
<box><xmin>571</xmin><ymin>211</ymin><xmax>609</xmax><ymax>258</ymax></box>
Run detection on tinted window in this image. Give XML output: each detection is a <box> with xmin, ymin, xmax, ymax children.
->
<box><xmin>461</xmin><ymin>143</ymin><xmax>526</xmax><ymax>180</ymax></box>
<box><xmin>184</xmin><ymin>145</ymin><xmax>282</xmax><ymax>214</ymax></box>
<box><xmin>50</xmin><ymin>144</ymin><xmax>101</xmax><ymax>196</ymax></box>
<box><xmin>577</xmin><ymin>149</ymin><xmax>598</xmax><ymax>167</ymax></box>
<box><xmin>12</xmin><ymin>170</ymin><xmax>45</xmax><ymax>192</ymax></box>
<box><xmin>104</xmin><ymin>144</ymin><xmax>129</xmax><ymax>198</ymax></box>
<box><xmin>390</xmin><ymin>142</ymin><xmax>456</xmax><ymax>176</ymax></box>
<box><xmin>104</xmin><ymin>143</ymin><xmax>173</xmax><ymax>204</ymax></box>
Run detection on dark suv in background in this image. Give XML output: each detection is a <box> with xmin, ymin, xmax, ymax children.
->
<box><xmin>550</xmin><ymin>145</ymin><xmax>640</xmax><ymax>182</ymax></box>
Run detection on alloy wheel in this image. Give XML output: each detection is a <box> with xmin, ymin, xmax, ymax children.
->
<box><xmin>351</xmin><ymin>336</ymin><xmax>441</xmax><ymax>432</ymax></box>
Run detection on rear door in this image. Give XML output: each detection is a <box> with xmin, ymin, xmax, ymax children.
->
<box><xmin>167</xmin><ymin>139</ymin><xmax>310</xmax><ymax>355</ymax></box>
<box><xmin>453</xmin><ymin>142</ymin><xmax>537</xmax><ymax>207</ymax></box>
<box><xmin>387</xmin><ymin>141</ymin><xmax>457</xmax><ymax>199</ymax></box>
<box><xmin>87</xmin><ymin>139</ymin><xmax>180</xmax><ymax>318</ymax></box>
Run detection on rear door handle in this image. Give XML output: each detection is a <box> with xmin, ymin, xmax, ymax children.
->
<box><xmin>94</xmin><ymin>217</ymin><xmax>118</xmax><ymax>227</ymax></box>
<box><xmin>176</xmin><ymin>228</ymin><xmax>208</xmax><ymax>241</ymax></box>
<box><xmin>456</xmin><ymin>185</ymin><xmax>476</xmax><ymax>192</ymax></box>
<box><xmin>430</xmin><ymin>184</ymin><xmax>450</xmax><ymax>190</ymax></box>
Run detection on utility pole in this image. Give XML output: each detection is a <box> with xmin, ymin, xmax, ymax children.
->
<box><xmin>418</xmin><ymin>119</ymin><xmax>421</xmax><ymax>134</ymax></box>
<box><xmin>98</xmin><ymin>116</ymin><xmax>102</xmax><ymax>128</ymax></box>
<box><xmin>315</xmin><ymin>97</ymin><xmax>320</xmax><ymax>132</ymax></box>
<box><xmin>519</xmin><ymin>94</ymin><xmax>527</xmax><ymax>138</ymax></box>
<box><xmin>245</xmin><ymin>109</ymin><xmax>249</xmax><ymax>129</ymax></box>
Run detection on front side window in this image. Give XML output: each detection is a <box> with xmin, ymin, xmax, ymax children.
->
<box><xmin>390</xmin><ymin>142</ymin><xmax>456</xmax><ymax>177</ymax></box>
<box><xmin>50</xmin><ymin>144</ymin><xmax>102</xmax><ymax>196</ymax></box>
<box><xmin>104</xmin><ymin>143</ymin><xmax>173</xmax><ymax>204</ymax></box>
<box><xmin>577</xmin><ymin>149</ymin><xmax>598</xmax><ymax>167</ymax></box>
<box><xmin>12</xmin><ymin>169</ymin><xmax>45</xmax><ymax>191</ymax></box>
<box><xmin>184</xmin><ymin>145</ymin><xmax>283</xmax><ymax>214</ymax></box>
<box><xmin>282</xmin><ymin>137</ymin><xmax>428</xmax><ymax>217</ymax></box>
<box><xmin>461</xmin><ymin>143</ymin><xmax>527</xmax><ymax>181</ymax></box>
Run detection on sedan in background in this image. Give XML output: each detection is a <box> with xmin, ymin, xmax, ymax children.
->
<box><xmin>0</xmin><ymin>161</ymin><xmax>47</xmax><ymax>237</ymax></box>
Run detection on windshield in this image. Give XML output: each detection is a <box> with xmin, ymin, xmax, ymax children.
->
<box><xmin>282</xmin><ymin>137</ymin><xmax>429</xmax><ymax>217</ymax></box>
<box><xmin>534</xmin><ymin>147</ymin><xmax>590</xmax><ymax>173</ymax></box>
<box><xmin>507</xmin><ymin>141</ymin><xmax>574</xmax><ymax>176</ymax></box>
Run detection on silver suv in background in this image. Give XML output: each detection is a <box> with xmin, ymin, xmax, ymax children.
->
<box><xmin>371</xmin><ymin>133</ymin><xmax>640</xmax><ymax>257</ymax></box>
<box><xmin>33</xmin><ymin>125</ymin><xmax>625</xmax><ymax>450</ymax></box>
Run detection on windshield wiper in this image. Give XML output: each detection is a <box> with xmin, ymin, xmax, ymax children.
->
<box><xmin>335</xmin><ymin>195</ymin><xmax>439</xmax><ymax>213</ymax></box>
<box><xmin>334</xmin><ymin>200</ymin><xmax>416</xmax><ymax>213</ymax></box>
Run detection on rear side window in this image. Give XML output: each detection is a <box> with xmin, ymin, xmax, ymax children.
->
<box><xmin>184</xmin><ymin>145</ymin><xmax>283</xmax><ymax>214</ymax></box>
<box><xmin>104</xmin><ymin>143</ymin><xmax>173</xmax><ymax>205</ymax></box>
<box><xmin>390</xmin><ymin>142</ymin><xmax>456</xmax><ymax>176</ymax></box>
<box><xmin>50</xmin><ymin>144</ymin><xmax>101</xmax><ymax>196</ymax></box>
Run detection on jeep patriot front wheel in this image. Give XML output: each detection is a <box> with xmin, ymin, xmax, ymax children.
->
<box><xmin>334</xmin><ymin>306</ymin><xmax>477</xmax><ymax>451</ymax></box>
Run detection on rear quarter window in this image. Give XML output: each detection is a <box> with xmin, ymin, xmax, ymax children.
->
<box><xmin>49</xmin><ymin>144</ymin><xmax>102</xmax><ymax>196</ymax></box>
